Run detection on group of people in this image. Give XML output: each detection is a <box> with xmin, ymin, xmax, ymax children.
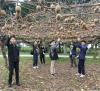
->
<box><xmin>31</xmin><ymin>41</ymin><xmax>46</xmax><ymax>69</ymax></box>
<box><xmin>5</xmin><ymin>35</ymin><xmax>88</xmax><ymax>87</ymax></box>
<box><xmin>69</xmin><ymin>40</ymin><xmax>88</xmax><ymax>77</ymax></box>
<box><xmin>31</xmin><ymin>40</ymin><xmax>59</xmax><ymax>76</ymax></box>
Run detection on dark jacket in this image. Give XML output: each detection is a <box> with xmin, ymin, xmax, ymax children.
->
<box><xmin>50</xmin><ymin>45</ymin><xmax>58</xmax><ymax>60</ymax></box>
<box><xmin>39</xmin><ymin>46</ymin><xmax>45</xmax><ymax>56</ymax></box>
<box><xmin>7</xmin><ymin>38</ymin><xmax>19</xmax><ymax>62</ymax></box>
<box><xmin>78</xmin><ymin>44</ymin><xmax>87</xmax><ymax>60</ymax></box>
<box><xmin>70</xmin><ymin>44</ymin><xmax>77</xmax><ymax>57</ymax></box>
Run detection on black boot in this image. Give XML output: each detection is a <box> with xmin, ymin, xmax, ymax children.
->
<box><xmin>16</xmin><ymin>82</ymin><xmax>20</xmax><ymax>86</ymax></box>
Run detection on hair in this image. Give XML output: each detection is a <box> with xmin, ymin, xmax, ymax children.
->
<box><xmin>50</xmin><ymin>40</ymin><xmax>55</xmax><ymax>43</ymax></box>
<box><xmin>10</xmin><ymin>35</ymin><xmax>16</xmax><ymax>39</ymax></box>
<box><xmin>9</xmin><ymin>35</ymin><xmax>16</xmax><ymax>40</ymax></box>
<box><xmin>81</xmin><ymin>40</ymin><xmax>86</xmax><ymax>43</ymax></box>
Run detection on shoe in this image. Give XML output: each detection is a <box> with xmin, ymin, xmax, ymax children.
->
<box><xmin>33</xmin><ymin>66</ymin><xmax>36</xmax><ymax>69</ymax></box>
<box><xmin>36</xmin><ymin>66</ymin><xmax>39</xmax><ymax>69</ymax></box>
<box><xmin>8</xmin><ymin>84</ymin><xmax>12</xmax><ymax>87</ymax></box>
<box><xmin>80</xmin><ymin>74</ymin><xmax>85</xmax><ymax>78</ymax></box>
<box><xmin>70</xmin><ymin>66</ymin><xmax>73</xmax><ymax>68</ymax></box>
<box><xmin>16</xmin><ymin>83</ymin><xmax>20</xmax><ymax>86</ymax></box>
<box><xmin>75</xmin><ymin>73</ymin><xmax>81</xmax><ymax>76</ymax></box>
<box><xmin>51</xmin><ymin>74</ymin><xmax>55</xmax><ymax>76</ymax></box>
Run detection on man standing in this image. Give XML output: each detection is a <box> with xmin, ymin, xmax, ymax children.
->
<box><xmin>7</xmin><ymin>35</ymin><xmax>20</xmax><ymax>87</ymax></box>
<box><xmin>69</xmin><ymin>42</ymin><xmax>77</xmax><ymax>68</ymax></box>
<box><xmin>49</xmin><ymin>40</ymin><xmax>59</xmax><ymax>76</ymax></box>
<box><xmin>76</xmin><ymin>40</ymin><xmax>88</xmax><ymax>78</ymax></box>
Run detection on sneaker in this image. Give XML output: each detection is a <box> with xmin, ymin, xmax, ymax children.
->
<box><xmin>80</xmin><ymin>74</ymin><xmax>85</xmax><ymax>78</ymax></box>
<box><xmin>75</xmin><ymin>73</ymin><xmax>81</xmax><ymax>76</ymax></box>
<box><xmin>51</xmin><ymin>74</ymin><xmax>55</xmax><ymax>76</ymax></box>
<box><xmin>33</xmin><ymin>66</ymin><xmax>36</xmax><ymax>69</ymax></box>
<box><xmin>36</xmin><ymin>66</ymin><xmax>39</xmax><ymax>69</ymax></box>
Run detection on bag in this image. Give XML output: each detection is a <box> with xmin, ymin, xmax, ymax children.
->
<box><xmin>30</xmin><ymin>50</ymin><xmax>33</xmax><ymax>55</ymax></box>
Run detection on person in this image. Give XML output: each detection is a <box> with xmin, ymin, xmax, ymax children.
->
<box><xmin>76</xmin><ymin>40</ymin><xmax>88</xmax><ymax>78</ymax></box>
<box><xmin>69</xmin><ymin>42</ymin><xmax>77</xmax><ymax>68</ymax></box>
<box><xmin>39</xmin><ymin>45</ymin><xmax>45</xmax><ymax>64</ymax></box>
<box><xmin>7</xmin><ymin>35</ymin><xmax>20</xmax><ymax>87</ymax></box>
<box><xmin>49</xmin><ymin>40</ymin><xmax>59</xmax><ymax>76</ymax></box>
<box><xmin>32</xmin><ymin>41</ymin><xmax>39</xmax><ymax>69</ymax></box>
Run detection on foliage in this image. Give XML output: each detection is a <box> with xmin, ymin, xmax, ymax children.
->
<box><xmin>21</xmin><ymin>2</ymin><xmax>36</xmax><ymax>17</ymax></box>
<box><xmin>0</xmin><ymin>0</ymin><xmax>6</xmax><ymax>9</ymax></box>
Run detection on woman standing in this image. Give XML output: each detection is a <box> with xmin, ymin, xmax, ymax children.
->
<box><xmin>39</xmin><ymin>45</ymin><xmax>45</xmax><ymax>64</ymax></box>
<box><xmin>49</xmin><ymin>40</ymin><xmax>59</xmax><ymax>76</ymax></box>
<box><xmin>32</xmin><ymin>41</ymin><xmax>39</xmax><ymax>69</ymax></box>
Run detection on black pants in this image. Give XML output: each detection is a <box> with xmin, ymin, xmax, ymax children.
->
<box><xmin>8</xmin><ymin>61</ymin><xmax>19</xmax><ymax>84</ymax></box>
<box><xmin>40</xmin><ymin>54</ymin><xmax>45</xmax><ymax>64</ymax></box>
<box><xmin>70</xmin><ymin>55</ymin><xmax>77</xmax><ymax>67</ymax></box>
<box><xmin>78</xmin><ymin>59</ymin><xmax>85</xmax><ymax>75</ymax></box>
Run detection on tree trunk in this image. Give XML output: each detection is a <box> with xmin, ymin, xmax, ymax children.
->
<box><xmin>63</xmin><ymin>44</ymin><xmax>66</xmax><ymax>55</ymax></box>
<box><xmin>93</xmin><ymin>44</ymin><xmax>98</xmax><ymax>60</ymax></box>
<box><xmin>0</xmin><ymin>0</ymin><xmax>5</xmax><ymax>9</ymax></box>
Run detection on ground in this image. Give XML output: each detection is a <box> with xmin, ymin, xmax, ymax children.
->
<box><xmin>0</xmin><ymin>57</ymin><xmax>100</xmax><ymax>91</ymax></box>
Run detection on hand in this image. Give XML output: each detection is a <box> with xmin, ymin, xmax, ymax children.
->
<box><xmin>77</xmin><ymin>37</ymin><xmax>81</xmax><ymax>42</ymax></box>
<box><xmin>8</xmin><ymin>31</ymin><xmax>15</xmax><ymax>37</ymax></box>
<box><xmin>57</xmin><ymin>38</ymin><xmax>60</xmax><ymax>42</ymax></box>
<box><xmin>76</xmin><ymin>55</ymin><xmax>79</xmax><ymax>59</ymax></box>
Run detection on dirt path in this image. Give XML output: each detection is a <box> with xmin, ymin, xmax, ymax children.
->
<box><xmin>0</xmin><ymin>62</ymin><xmax>100</xmax><ymax>91</ymax></box>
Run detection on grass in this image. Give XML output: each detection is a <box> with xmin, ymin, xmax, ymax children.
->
<box><xmin>16</xmin><ymin>46</ymin><xmax>100</xmax><ymax>56</ymax></box>
<box><xmin>19</xmin><ymin>57</ymin><xmax>100</xmax><ymax>65</ymax></box>
<box><xmin>0</xmin><ymin>57</ymin><xmax>100</xmax><ymax>81</ymax></box>
<box><xmin>0</xmin><ymin>57</ymin><xmax>100</xmax><ymax>65</ymax></box>
<box><xmin>0</xmin><ymin>57</ymin><xmax>100</xmax><ymax>90</ymax></box>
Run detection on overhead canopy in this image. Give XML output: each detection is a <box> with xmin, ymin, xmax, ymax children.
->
<box><xmin>5</xmin><ymin>0</ymin><xmax>17</xmax><ymax>3</ymax></box>
<box><xmin>0</xmin><ymin>1</ymin><xmax>100</xmax><ymax>43</ymax></box>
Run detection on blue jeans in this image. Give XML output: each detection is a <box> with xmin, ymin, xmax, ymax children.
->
<box><xmin>33</xmin><ymin>54</ymin><xmax>38</xmax><ymax>66</ymax></box>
